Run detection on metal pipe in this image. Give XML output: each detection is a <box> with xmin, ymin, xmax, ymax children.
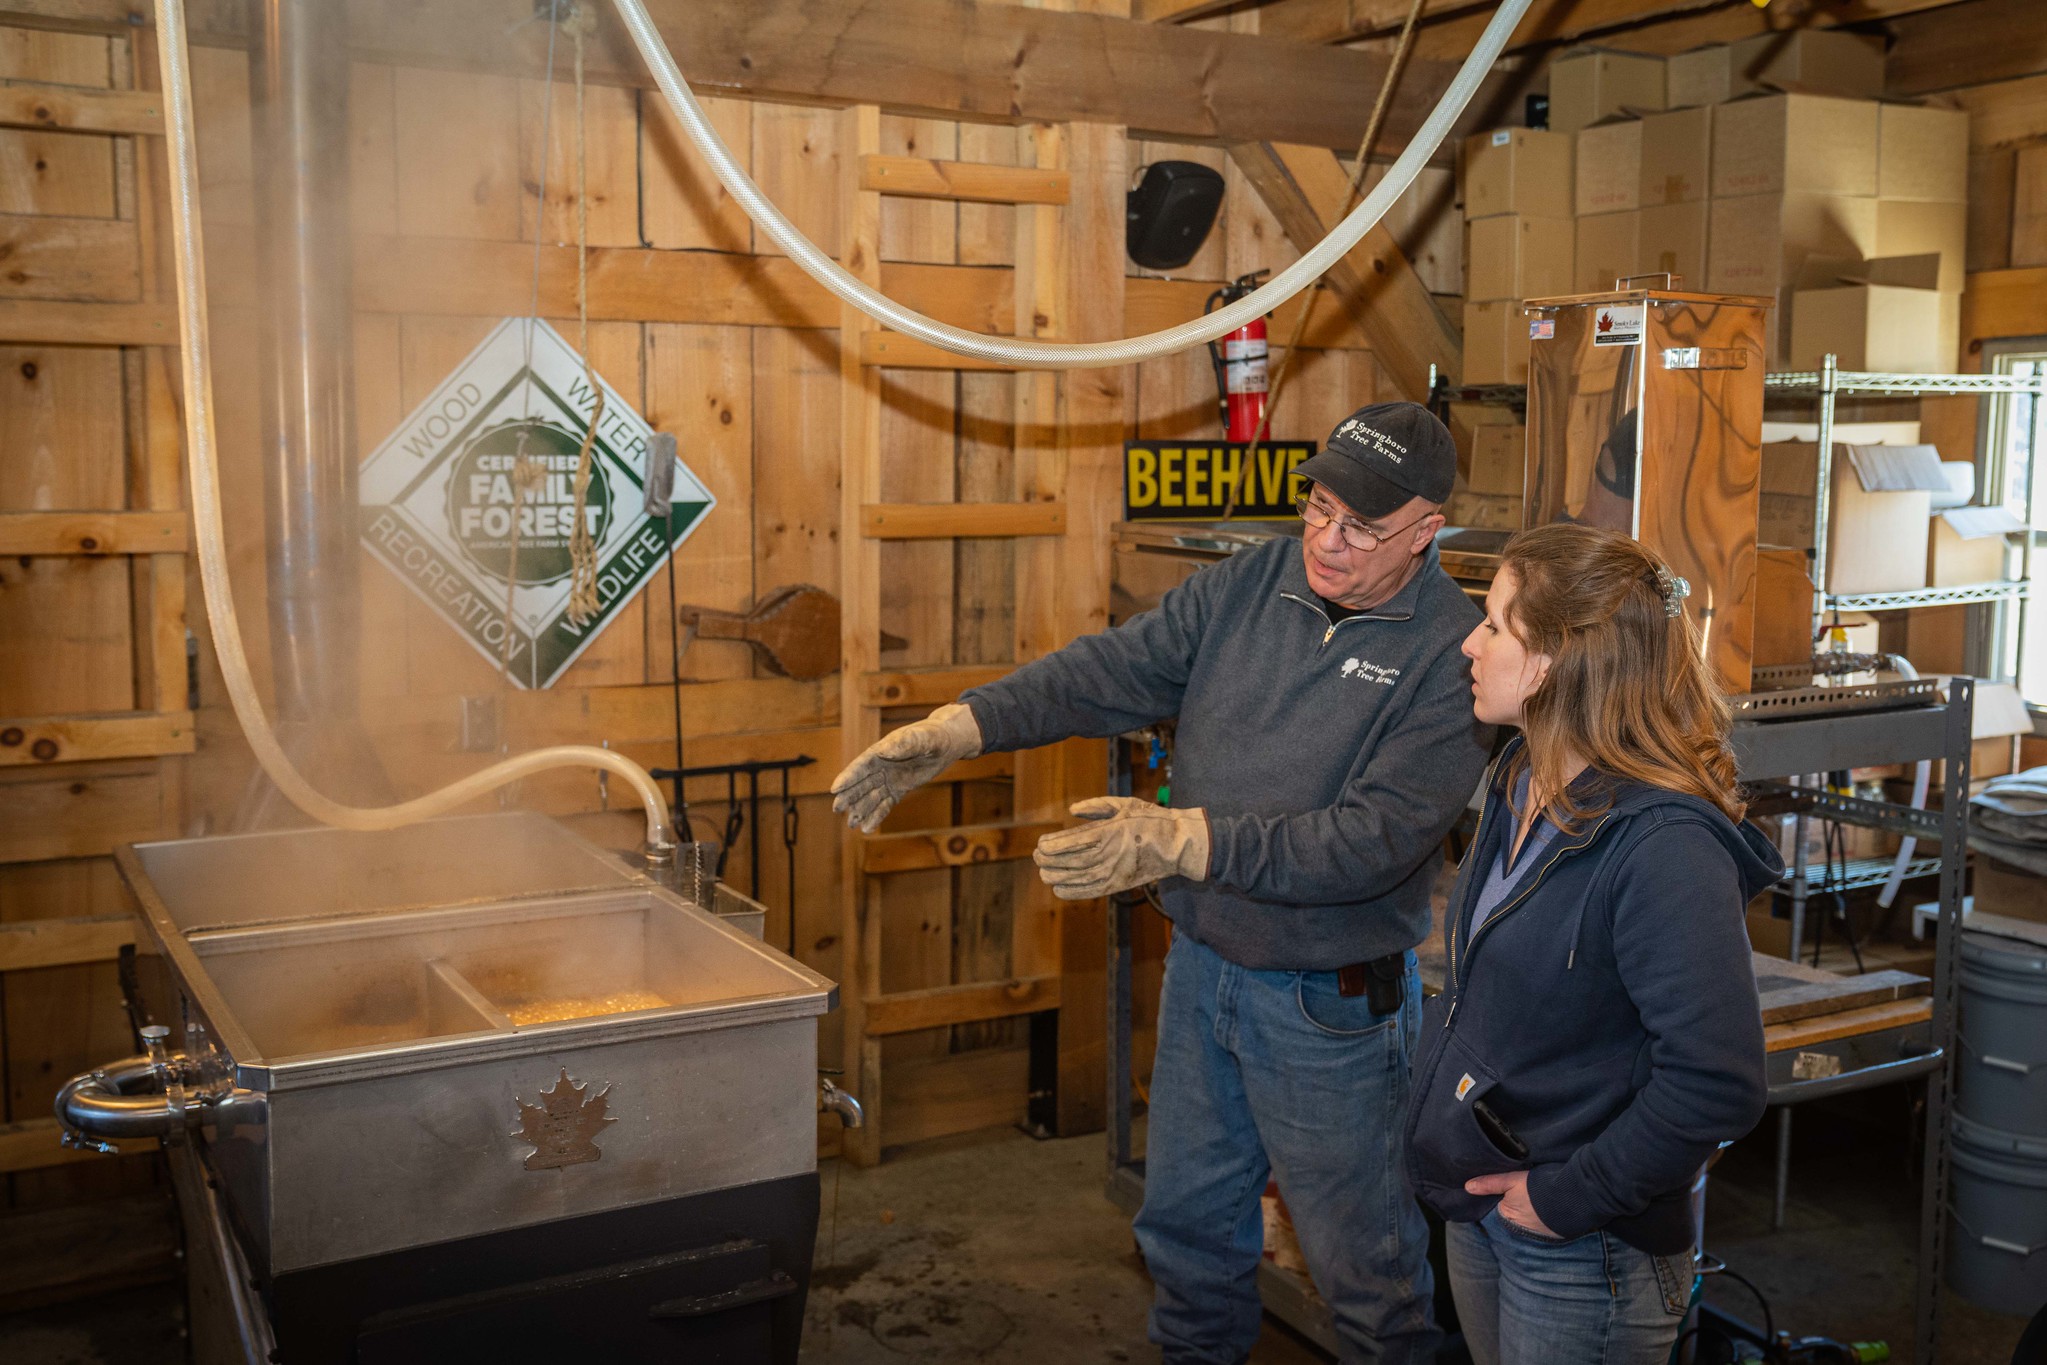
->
<box><xmin>55</xmin><ymin>1055</ymin><xmax>190</xmax><ymax>1141</ymax></box>
<box><xmin>1810</xmin><ymin>353</ymin><xmax>1839</xmax><ymax>636</ymax></box>
<box><xmin>247</xmin><ymin>0</ymin><xmax>359</xmax><ymax>726</ymax></box>
<box><xmin>820</xmin><ymin>1078</ymin><xmax>865</xmax><ymax>1129</ymax></box>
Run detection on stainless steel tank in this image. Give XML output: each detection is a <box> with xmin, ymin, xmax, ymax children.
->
<box><xmin>55</xmin><ymin>811</ymin><xmax>846</xmax><ymax>1362</ymax></box>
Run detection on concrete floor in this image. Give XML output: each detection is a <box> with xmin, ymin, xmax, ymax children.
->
<box><xmin>799</xmin><ymin>1125</ymin><xmax>1323</xmax><ymax>1364</ymax></box>
<box><xmin>2</xmin><ymin>1097</ymin><xmax>2036</xmax><ymax>1363</ymax></box>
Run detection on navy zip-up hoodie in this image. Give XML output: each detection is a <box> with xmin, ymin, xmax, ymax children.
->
<box><xmin>1405</xmin><ymin>737</ymin><xmax>1781</xmax><ymax>1255</ymax></box>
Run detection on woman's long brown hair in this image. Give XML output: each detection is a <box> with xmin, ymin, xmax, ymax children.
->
<box><xmin>1500</xmin><ymin>523</ymin><xmax>1744</xmax><ymax>828</ymax></box>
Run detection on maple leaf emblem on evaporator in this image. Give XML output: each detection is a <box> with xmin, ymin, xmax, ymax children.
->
<box><xmin>514</xmin><ymin>1068</ymin><xmax>617</xmax><ymax>1170</ymax></box>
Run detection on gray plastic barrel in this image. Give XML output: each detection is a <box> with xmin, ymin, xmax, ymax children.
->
<box><xmin>1948</xmin><ymin>1113</ymin><xmax>2047</xmax><ymax>1317</ymax></box>
<box><xmin>1957</xmin><ymin>931</ymin><xmax>2047</xmax><ymax>1134</ymax></box>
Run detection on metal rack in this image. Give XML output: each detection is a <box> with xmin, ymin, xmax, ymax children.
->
<box><xmin>1732</xmin><ymin>679</ymin><xmax>1974</xmax><ymax>1364</ymax></box>
<box><xmin>1762</xmin><ymin>357</ymin><xmax>2045</xmax><ymax>633</ymax></box>
<box><xmin>1105</xmin><ymin>680</ymin><xmax>1974</xmax><ymax>1363</ymax></box>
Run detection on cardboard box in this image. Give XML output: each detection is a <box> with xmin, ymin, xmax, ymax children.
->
<box><xmin>1758</xmin><ymin>441</ymin><xmax>1820</xmax><ymax>548</ymax></box>
<box><xmin>1746</xmin><ymin>891</ymin><xmax>1791</xmax><ymax>956</ymax></box>
<box><xmin>1927</xmin><ymin>505</ymin><xmax>2024</xmax><ymax>587</ymax></box>
<box><xmin>1707</xmin><ymin>194</ymin><xmax>1878</xmax><ymax>294</ymax></box>
<box><xmin>1753</xmin><ymin>546</ymin><xmax>1817</xmax><ymax>667</ymax></box>
<box><xmin>1969</xmin><ymin>735</ymin><xmax>2021</xmax><ymax>783</ymax></box>
<box><xmin>1638</xmin><ymin>201</ymin><xmax>1709</xmax><ymax>288</ymax></box>
<box><xmin>1902</xmin><ymin>604</ymin><xmax>1968</xmax><ymax>674</ymax></box>
<box><xmin>1875</xmin><ymin>199</ymin><xmax>1966</xmax><ymax>292</ymax></box>
<box><xmin>1713</xmin><ymin>94</ymin><xmax>1879</xmax><ymax>199</ymax></box>
<box><xmin>1639</xmin><ymin>106</ymin><xmax>1712</xmax><ymax>206</ymax></box>
<box><xmin>1467</xmin><ymin>423</ymin><xmax>1526</xmax><ymax>496</ymax></box>
<box><xmin>1836</xmin><ymin>445</ymin><xmax>1948</xmax><ymax>594</ymax></box>
<box><xmin>1759</xmin><ymin>442</ymin><xmax>1948</xmax><ymax>595</ymax></box>
<box><xmin>1549</xmin><ymin>47</ymin><xmax>1666</xmax><ymax>135</ymax></box>
<box><xmin>1937</xmin><ymin>289</ymin><xmax>1962</xmax><ymax>374</ymax></box>
<box><xmin>1790</xmin><ymin>254</ymin><xmax>1946</xmax><ymax>372</ymax></box>
<box><xmin>1575</xmin><ymin>118</ymin><xmax>1643</xmax><ymax>216</ymax></box>
<box><xmin>1464</xmin><ymin>215</ymin><xmax>1576</xmax><ymax>302</ymax></box>
<box><xmin>1730</xmin><ymin>30</ymin><xmax>1885</xmax><ymax>99</ymax></box>
<box><xmin>1667</xmin><ymin>45</ymin><xmax>1732</xmax><ymax>109</ymax></box>
<box><xmin>1974</xmin><ymin>857</ymin><xmax>2047</xmax><ymax>925</ymax></box>
<box><xmin>1463</xmin><ymin>300</ymin><xmax>1532</xmax><ymax>386</ymax></box>
<box><xmin>1877</xmin><ymin>103</ymin><xmax>1970</xmax><ymax>203</ymax></box>
<box><xmin>1461</xmin><ymin>129</ymin><xmax>1575</xmax><ymax>221</ymax></box>
<box><xmin>1574</xmin><ymin>209</ymin><xmax>1642</xmax><ymax>293</ymax></box>
<box><xmin>1372</xmin><ymin>163</ymin><xmax>1464</xmax><ymax>296</ymax></box>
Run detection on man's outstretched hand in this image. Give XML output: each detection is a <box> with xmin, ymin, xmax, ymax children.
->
<box><xmin>830</xmin><ymin>703</ymin><xmax>983</xmax><ymax>833</ymax></box>
<box><xmin>1033</xmin><ymin>796</ymin><xmax>1210</xmax><ymax>900</ymax></box>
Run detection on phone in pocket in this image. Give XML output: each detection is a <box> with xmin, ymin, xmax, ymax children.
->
<box><xmin>1471</xmin><ymin>1097</ymin><xmax>1529</xmax><ymax>1161</ymax></box>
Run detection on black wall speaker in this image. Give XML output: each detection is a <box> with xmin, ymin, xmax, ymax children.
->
<box><xmin>1126</xmin><ymin>161</ymin><xmax>1225</xmax><ymax>271</ymax></box>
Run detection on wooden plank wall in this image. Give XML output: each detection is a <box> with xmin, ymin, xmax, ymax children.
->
<box><xmin>0</xmin><ymin>19</ymin><xmax>184</xmax><ymax>1241</ymax></box>
<box><xmin>0</xmin><ymin>7</ymin><xmax>1400</xmax><ymax>1182</ymax></box>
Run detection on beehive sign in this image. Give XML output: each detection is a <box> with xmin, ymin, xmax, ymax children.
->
<box><xmin>1123</xmin><ymin>440</ymin><xmax>1318</xmax><ymax>520</ymax></box>
<box><xmin>359</xmin><ymin>319</ymin><xmax>715</xmax><ymax>688</ymax></box>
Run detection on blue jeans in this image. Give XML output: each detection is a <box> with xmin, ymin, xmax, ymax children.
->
<box><xmin>1134</xmin><ymin>934</ymin><xmax>1437</xmax><ymax>1365</ymax></box>
<box><xmin>1445</xmin><ymin>1208</ymin><xmax>1693</xmax><ymax>1365</ymax></box>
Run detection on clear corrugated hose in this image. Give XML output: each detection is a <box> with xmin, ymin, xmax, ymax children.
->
<box><xmin>612</xmin><ymin>0</ymin><xmax>1535</xmax><ymax>370</ymax></box>
<box><xmin>152</xmin><ymin>0</ymin><xmax>676</xmax><ymax>856</ymax></box>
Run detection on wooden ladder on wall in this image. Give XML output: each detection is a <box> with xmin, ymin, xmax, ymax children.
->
<box><xmin>836</xmin><ymin>105</ymin><xmax>1100</xmax><ymax>1166</ymax></box>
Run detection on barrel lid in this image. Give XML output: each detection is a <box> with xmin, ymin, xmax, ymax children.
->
<box><xmin>1962</xmin><ymin>928</ymin><xmax>2047</xmax><ymax>971</ymax></box>
<box><xmin>1954</xmin><ymin>1111</ymin><xmax>2047</xmax><ymax>1164</ymax></box>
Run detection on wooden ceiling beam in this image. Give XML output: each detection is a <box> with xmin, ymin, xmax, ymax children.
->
<box><xmin>1263</xmin><ymin>0</ymin><xmax>1960</xmax><ymax>61</ymax></box>
<box><xmin>1133</xmin><ymin>0</ymin><xmax>1247</xmax><ymax>20</ymax></box>
<box><xmin>1882</xmin><ymin>0</ymin><xmax>2047</xmax><ymax>97</ymax></box>
<box><xmin>0</xmin><ymin>0</ymin><xmax>1501</xmax><ymax>155</ymax></box>
<box><xmin>1226</xmin><ymin>141</ymin><xmax>1461</xmax><ymax>399</ymax></box>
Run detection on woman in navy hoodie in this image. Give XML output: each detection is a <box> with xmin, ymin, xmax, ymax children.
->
<box><xmin>1405</xmin><ymin>524</ymin><xmax>1781</xmax><ymax>1364</ymax></box>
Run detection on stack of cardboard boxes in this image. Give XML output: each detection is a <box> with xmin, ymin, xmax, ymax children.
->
<box><xmin>1459</xmin><ymin>130</ymin><xmax>1574</xmax><ymax>386</ymax></box>
<box><xmin>1757</xmin><ymin>440</ymin><xmax>2024</xmax><ymax>598</ymax></box>
<box><xmin>1455</xmin><ymin>32</ymin><xmax>1970</xmax><ymax>383</ymax></box>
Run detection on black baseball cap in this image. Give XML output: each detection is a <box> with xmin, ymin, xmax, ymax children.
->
<box><xmin>1295</xmin><ymin>401</ymin><xmax>1458</xmax><ymax>520</ymax></box>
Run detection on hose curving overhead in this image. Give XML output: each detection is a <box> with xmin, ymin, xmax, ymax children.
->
<box><xmin>153</xmin><ymin>0</ymin><xmax>677</xmax><ymax>856</ymax></box>
<box><xmin>611</xmin><ymin>0</ymin><xmax>1534</xmax><ymax>371</ymax></box>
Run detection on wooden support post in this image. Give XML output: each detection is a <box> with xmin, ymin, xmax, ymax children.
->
<box><xmin>1049</xmin><ymin>115</ymin><xmax>1127</xmax><ymax>1137</ymax></box>
<box><xmin>1009</xmin><ymin>121</ymin><xmax>1069</xmax><ymax>1011</ymax></box>
<box><xmin>1226</xmin><ymin>140</ymin><xmax>1462</xmax><ymax>400</ymax></box>
<box><xmin>838</xmin><ymin>103</ymin><xmax>886</xmax><ymax>1168</ymax></box>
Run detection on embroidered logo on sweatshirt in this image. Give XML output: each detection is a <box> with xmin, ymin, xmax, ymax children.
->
<box><xmin>1340</xmin><ymin>657</ymin><xmax>1401</xmax><ymax>686</ymax></box>
<box><xmin>1455</xmin><ymin>1073</ymin><xmax>1477</xmax><ymax>1102</ymax></box>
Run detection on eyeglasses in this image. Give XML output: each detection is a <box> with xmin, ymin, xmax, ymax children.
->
<box><xmin>1294</xmin><ymin>493</ymin><xmax>1433</xmax><ymax>552</ymax></box>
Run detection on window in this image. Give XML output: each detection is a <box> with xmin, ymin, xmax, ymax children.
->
<box><xmin>1982</xmin><ymin>345</ymin><xmax>2047</xmax><ymax>705</ymax></box>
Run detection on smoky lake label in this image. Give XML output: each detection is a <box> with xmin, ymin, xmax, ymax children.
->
<box><xmin>359</xmin><ymin>319</ymin><xmax>714</xmax><ymax>688</ymax></box>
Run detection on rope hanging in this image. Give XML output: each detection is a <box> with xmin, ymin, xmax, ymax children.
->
<box><xmin>1223</xmin><ymin>0</ymin><xmax>1430</xmax><ymax>520</ymax></box>
<box><xmin>565</xmin><ymin>4</ymin><xmax>605</xmax><ymax>625</ymax></box>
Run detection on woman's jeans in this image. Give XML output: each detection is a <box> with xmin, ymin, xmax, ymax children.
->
<box><xmin>1445</xmin><ymin>1206</ymin><xmax>1694</xmax><ymax>1365</ymax></box>
<box><xmin>1133</xmin><ymin>934</ymin><xmax>1438</xmax><ymax>1365</ymax></box>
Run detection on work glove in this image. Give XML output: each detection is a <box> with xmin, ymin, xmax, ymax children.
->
<box><xmin>1033</xmin><ymin>796</ymin><xmax>1211</xmax><ymax>901</ymax></box>
<box><xmin>831</xmin><ymin>702</ymin><xmax>983</xmax><ymax>833</ymax></box>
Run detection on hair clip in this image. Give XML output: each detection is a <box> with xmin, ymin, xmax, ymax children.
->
<box><xmin>1654</xmin><ymin>566</ymin><xmax>1691</xmax><ymax>618</ymax></box>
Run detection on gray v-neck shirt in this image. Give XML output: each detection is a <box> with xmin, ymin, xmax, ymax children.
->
<box><xmin>1471</xmin><ymin>772</ymin><xmax>1562</xmax><ymax>933</ymax></box>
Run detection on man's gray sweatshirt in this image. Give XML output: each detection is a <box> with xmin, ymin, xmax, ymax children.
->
<box><xmin>961</xmin><ymin>535</ymin><xmax>1494</xmax><ymax>971</ymax></box>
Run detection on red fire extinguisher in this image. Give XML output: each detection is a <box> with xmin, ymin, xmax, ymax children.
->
<box><xmin>1206</xmin><ymin>270</ymin><xmax>1270</xmax><ymax>441</ymax></box>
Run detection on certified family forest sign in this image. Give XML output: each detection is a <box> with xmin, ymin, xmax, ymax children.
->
<box><xmin>360</xmin><ymin>319</ymin><xmax>713</xmax><ymax>688</ymax></box>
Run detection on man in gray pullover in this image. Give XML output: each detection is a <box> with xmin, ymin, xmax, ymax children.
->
<box><xmin>832</xmin><ymin>402</ymin><xmax>1493</xmax><ymax>1364</ymax></box>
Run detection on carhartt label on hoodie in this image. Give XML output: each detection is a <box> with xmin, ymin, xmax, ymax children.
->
<box><xmin>1456</xmin><ymin>1073</ymin><xmax>1477</xmax><ymax>1102</ymax></box>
